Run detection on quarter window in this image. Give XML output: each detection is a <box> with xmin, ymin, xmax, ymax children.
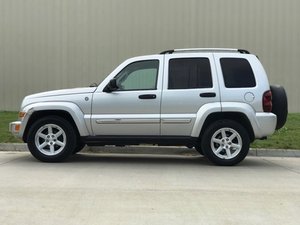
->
<box><xmin>116</xmin><ymin>60</ymin><xmax>159</xmax><ymax>91</ymax></box>
<box><xmin>168</xmin><ymin>58</ymin><xmax>212</xmax><ymax>89</ymax></box>
<box><xmin>220</xmin><ymin>58</ymin><xmax>256</xmax><ymax>88</ymax></box>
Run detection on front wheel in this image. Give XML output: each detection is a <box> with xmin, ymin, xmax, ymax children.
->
<box><xmin>201</xmin><ymin>120</ymin><xmax>250</xmax><ymax>166</ymax></box>
<box><xmin>27</xmin><ymin>116</ymin><xmax>77</xmax><ymax>162</ymax></box>
<box><xmin>73</xmin><ymin>142</ymin><xmax>86</xmax><ymax>154</ymax></box>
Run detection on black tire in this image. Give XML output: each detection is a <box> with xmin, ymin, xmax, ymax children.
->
<box><xmin>194</xmin><ymin>146</ymin><xmax>204</xmax><ymax>155</ymax></box>
<box><xmin>270</xmin><ymin>85</ymin><xmax>288</xmax><ymax>130</ymax></box>
<box><xmin>73</xmin><ymin>142</ymin><xmax>86</xmax><ymax>154</ymax></box>
<box><xmin>27</xmin><ymin>116</ymin><xmax>77</xmax><ymax>162</ymax></box>
<box><xmin>201</xmin><ymin>120</ymin><xmax>250</xmax><ymax>166</ymax></box>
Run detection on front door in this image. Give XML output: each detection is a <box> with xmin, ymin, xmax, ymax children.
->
<box><xmin>91</xmin><ymin>56</ymin><xmax>163</xmax><ymax>136</ymax></box>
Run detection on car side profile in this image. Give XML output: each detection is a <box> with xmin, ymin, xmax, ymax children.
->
<box><xmin>9</xmin><ymin>48</ymin><xmax>288</xmax><ymax>165</ymax></box>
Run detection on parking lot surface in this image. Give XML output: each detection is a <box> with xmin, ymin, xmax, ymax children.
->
<box><xmin>0</xmin><ymin>151</ymin><xmax>299</xmax><ymax>225</ymax></box>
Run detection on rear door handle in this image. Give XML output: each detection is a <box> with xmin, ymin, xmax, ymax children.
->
<box><xmin>200</xmin><ymin>92</ymin><xmax>216</xmax><ymax>98</ymax></box>
<box><xmin>139</xmin><ymin>94</ymin><xmax>156</xmax><ymax>99</ymax></box>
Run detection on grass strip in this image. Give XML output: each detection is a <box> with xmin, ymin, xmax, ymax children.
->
<box><xmin>0</xmin><ymin>111</ymin><xmax>21</xmax><ymax>143</ymax></box>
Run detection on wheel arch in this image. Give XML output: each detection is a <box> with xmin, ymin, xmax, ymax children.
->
<box><xmin>199</xmin><ymin>112</ymin><xmax>255</xmax><ymax>143</ymax></box>
<box><xmin>23</xmin><ymin>109</ymin><xmax>85</xmax><ymax>143</ymax></box>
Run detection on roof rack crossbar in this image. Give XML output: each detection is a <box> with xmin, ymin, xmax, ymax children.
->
<box><xmin>160</xmin><ymin>48</ymin><xmax>250</xmax><ymax>54</ymax></box>
<box><xmin>160</xmin><ymin>50</ymin><xmax>174</xmax><ymax>54</ymax></box>
<box><xmin>237</xmin><ymin>49</ymin><xmax>250</xmax><ymax>54</ymax></box>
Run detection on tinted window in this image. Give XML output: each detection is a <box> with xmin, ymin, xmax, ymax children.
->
<box><xmin>220</xmin><ymin>58</ymin><xmax>256</xmax><ymax>88</ymax></box>
<box><xmin>168</xmin><ymin>58</ymin><xmax>212</xmax><ymax>89</ymax></box>
<box><xmin>116</xmin><ymin>60</ymin><xmax>159</xmax><ymax>91</ymax></box>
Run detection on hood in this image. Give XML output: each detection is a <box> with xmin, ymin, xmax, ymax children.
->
<box><xmin>21</xmin><ymin>87</ymin><xmax>97</xmax><ymax>109</ymax></box>
<box><xmin>26</xmin><ymin>87</ymin><xmax>97</xmax><ymax>99</ymax></box>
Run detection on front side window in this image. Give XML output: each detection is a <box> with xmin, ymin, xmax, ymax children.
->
<box><xmin>220</xmin><ymin>58</ymin><xmax>256</xmax><ymax>88</ymax></box>
<box><xmin>115</xmin><ymin>60</ymin><xmax>159</xmax><ymax>91</ymax></box>
<box><xmin>168</xmin><ymin>58</ymin><xmax>212</xmax><ymax>89</ymax></box>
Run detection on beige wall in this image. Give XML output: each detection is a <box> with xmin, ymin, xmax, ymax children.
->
<box><xmin>0</xmin><ymin>0</ymin><xmax>299</xmax><ymax>112</ymax></box>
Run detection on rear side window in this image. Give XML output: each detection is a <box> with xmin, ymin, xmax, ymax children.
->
<box><xmin>168</xmin><ymin>58</ymin><xmax>212</xmax><ymax>89</ymax></box>
<box><xmin>220</xmin><ymin>58</ymin><xmax>256</xmax><ymax>88</ymax></box>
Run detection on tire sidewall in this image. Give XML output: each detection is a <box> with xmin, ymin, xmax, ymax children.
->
<box><xmin>27</xmin><ymin>116</ymin><xmax>77</xmax><ymax>162</ymax></box>
<box><xmin>201</xmin><ymin>120</ymin><xmax>250</xmax><ymax>166</ymax></box>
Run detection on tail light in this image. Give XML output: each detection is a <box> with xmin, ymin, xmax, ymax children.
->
<box><xmin>263</xmin><ymin>90</ymin><xmax>272</xmax><ymax>112</ymax></box>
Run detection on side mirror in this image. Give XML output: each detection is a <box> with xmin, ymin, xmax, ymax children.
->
<box><xmin>103</xmin><ymin>78</ymin><xmax>118</xmax><ymax>93</ymax></box>
<box><xmin>89</xmin><ymin>82</ymin><xmax>98</xmax><ymax>87</ymax></box>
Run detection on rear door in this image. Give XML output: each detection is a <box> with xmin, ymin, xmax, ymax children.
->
<box><xmin>161</xmin><ymin>53</ymin><xmax>220</xmax><ymax>136</ymax></box>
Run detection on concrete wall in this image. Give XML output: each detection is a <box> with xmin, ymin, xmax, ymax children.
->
<box><xmin>0</xmin><ymin>0</ymin><xmax>299</xmax><ymax>112</ymax></box>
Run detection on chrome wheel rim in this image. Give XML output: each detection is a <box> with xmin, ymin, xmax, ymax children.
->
<box><xmin>210</xmin><ymin>128</ymin><xmax>242</xmax><ymax>160</ymax></box>
<box><xmin>34</xmin><ymin>124</ymin><xmax>66</xmax><ymax>156</ymax></box>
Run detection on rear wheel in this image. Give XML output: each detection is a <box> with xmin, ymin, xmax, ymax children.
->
<box><xmin>201</xmin><ymin>120</ymin><xmax>250</xmax><ymax>166</ymax></box>
<box><xmin>27</xmin><ymin>116</ymin><xmax>77</xmax><ymax>162</ymax></box>
<box><xmin>194</xmin><ymin>146</ymin><xmax>204</xmax><ymax>155</ymax></box>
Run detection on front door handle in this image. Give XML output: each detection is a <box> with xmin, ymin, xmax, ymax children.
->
<box><xmin>200</xmin><ymin>92</ymin><xmax>216</xmax><ymax>98</ymax></box>
<box><xmin>139</xmin><ymin>94</ymin><xmax>156</xmax><ymax>99</ymax></box>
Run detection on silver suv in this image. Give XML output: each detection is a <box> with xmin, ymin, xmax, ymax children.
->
<box><xmin>10</xmin><ymin>48</ymin><xmax>288</xmax><ymax>165</ymax></box>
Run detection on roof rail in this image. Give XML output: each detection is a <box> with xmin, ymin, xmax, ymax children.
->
<box><xmin>160</xmin><ymin>48</ymin><xmax>250</xmax><ymax>54</ymax></box>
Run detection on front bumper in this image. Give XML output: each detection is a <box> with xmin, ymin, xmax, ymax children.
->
<box><xmin>9</xmin><ymin>121</ymin><xmax>22</xmax><ymax>138</ymax></box>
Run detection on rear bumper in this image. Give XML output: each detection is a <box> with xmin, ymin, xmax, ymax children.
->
<box><xmin>254</xmin><ymin>113</ymin><xmax>277</xmax><ymax>138</ymax></box>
